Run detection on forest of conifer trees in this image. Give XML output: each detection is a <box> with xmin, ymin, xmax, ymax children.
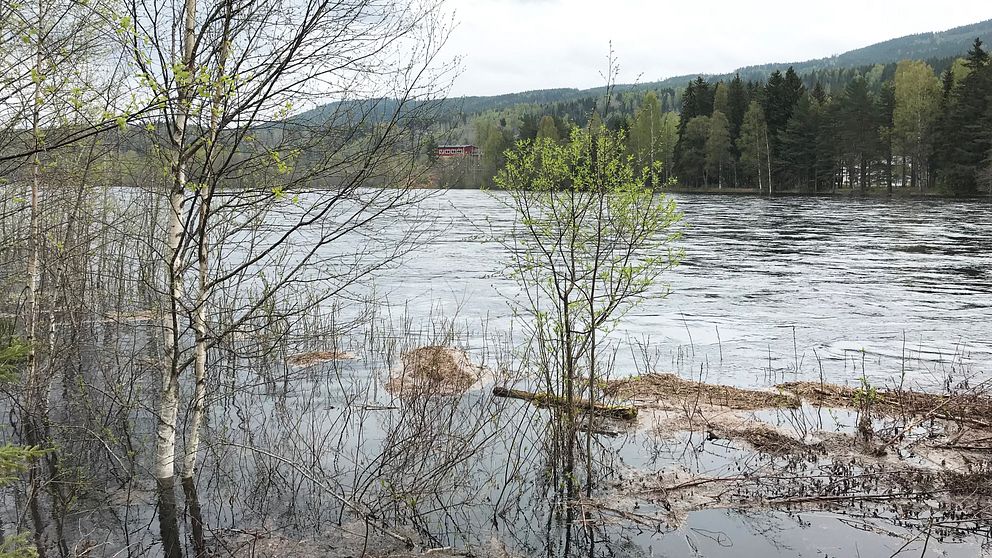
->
<box><xmin>448</xmin><ymin>38</ymin><xmax>992</xmax><ymax>196</ymax></box>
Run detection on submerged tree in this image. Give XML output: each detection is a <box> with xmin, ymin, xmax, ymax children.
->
<box><xmin>493</xmin><ymin>126</ymin><xmax>682</xmax><ymax>549</ymax></box>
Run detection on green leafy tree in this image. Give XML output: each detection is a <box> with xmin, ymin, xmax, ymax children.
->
<box><xmin>893</xmin><ymin>60</ymin><xmax>941</xmax><ymax>190</ymax></box>
<box><xmin>705</xmin><ymin>111</ymin><xmax>732</xmax><ymax>187</ymax></box>
<box><xmin>713</xmin><ymin>82</ymin><xmax>729</xmax><ymax>114</ymax></box>
<box><xmin>738</xmin><ymin>101</ymin><xmax>771</xmax><ymax>191</ymax></box>
<box><xmin>658</xmin><ymin>112</ymin><xmax>680</xmax><ymax>181</ymax></box>
<box><xmin>629</xmin><ymin>91</ymin><xmax>665</xmax><ymax>180</ymax></box>
<box><xmin>476</xmin><ymin>117</ymin><xmax>514</xmax><ymax>186</ymax></box>
<box><xmin>536</xmin><ymin>115</ymin><xmax>560</xmax><ymax>141</ymax></box>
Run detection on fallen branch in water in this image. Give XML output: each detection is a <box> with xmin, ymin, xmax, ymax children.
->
<box><xmin>492</xmin><ymin>386</ymin><xmax>638</xmax><ymax>421</ymax></box>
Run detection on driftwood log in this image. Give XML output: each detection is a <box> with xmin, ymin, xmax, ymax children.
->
<box><xmin>492</xmin><ymin>386</ymin><xmax>638</xmax><ymax>421</ymax></box>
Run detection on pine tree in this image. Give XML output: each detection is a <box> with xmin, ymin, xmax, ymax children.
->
<box><xmin>838</xmin><ymin>76</ymin><xmax>880</xmax><ymax>192</ymax></box>
<box><xmin>519</xmin><ymin>113</ymin><xmax>540</xmax><ymax>141</ymax></box>
<box><xmin>727</xmin><ymin>73</ymin><xmax>749</xmax><ymax>143</ymax></box>
<box><xmin>762</xmin><ymin>68</ymin><xmax>805</xmax><ymax>184</ymax></box>
<box><xmin>811</xmin><ymin>81</ymin><xmax>827</xmax><ymax>104</ymax></box>
<box><xmin>674</xmin><ymin>77</ymin><xmax>713</xmax><ymax>180</ymax></box>
<box><xmin>778</xmin><ymin>95</ymin><xmax>820</xmax><ymax>191</ymax></box>
<box><xmin>679</xmin><ymin>116</ymin><xmax>711</xmax><ymax>187</ymax></box>
<box><xmin>936</xmin><ymin>38</ymin><xmax>991</xmax><ymax>195</ymax></box>
<box><xmin>877</xmin><ymin>82</ymin><xmax>896</xmax><ymax>193</ymax></box>
<box><xmin>784</xmin><ymin>67</ymin><xmax>806</xmax><ymax>112</ymax></box>
<box><xmin>815</xmin><ymin>98</ymin><xmax>843</xmax><ymax>191</ymax></box>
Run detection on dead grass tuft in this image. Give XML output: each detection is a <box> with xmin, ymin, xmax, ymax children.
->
<box><xmin>715</xmin><ymin>424</ymin><xmax>825</xmax><ymax>456</ymax></box>
<box><xmin>286</xmin><ymin>350</ymin><xmax>355</xmax><ymax>368</ymax></box>
<box><xmin>388</xmin><ymin>346</ymin><xmax>483</xmax><ymax>396</ymax></box>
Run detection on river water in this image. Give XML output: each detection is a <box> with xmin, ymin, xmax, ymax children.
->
<box><xmin>191</xmin><ymin>190</ymin><xmax>992</xmax><ymax>557</ymax></box>
<box><xmin>370</xmin><ymin>190</ymin><xmax>992</xmax><ymax>390</ymax></box>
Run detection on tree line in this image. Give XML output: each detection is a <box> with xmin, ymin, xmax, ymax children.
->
<box><xmin>673</xmin><ymin>39</ymin><xmax>992</xmax><ymax>195</ymax></box>
<box><xmin>441</xmin><ymin>43</ymin><xmax>991</xmax><ymax>196</ymax></box>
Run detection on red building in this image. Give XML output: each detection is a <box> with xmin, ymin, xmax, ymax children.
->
<box><xmin>435</xmin><ymin>144</ymin><xmax>478</xmax><ymax>158</ymax></box>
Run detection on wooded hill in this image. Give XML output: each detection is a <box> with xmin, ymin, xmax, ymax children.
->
<box><xmin>428</xmin><ymin>22</ymin><xmax>992</xmax><ymax>196</ymax></box>
<box><xmin>298</xmin><ymin>18</ymin><xmax>992</xmax><ymax>123</ymax></box>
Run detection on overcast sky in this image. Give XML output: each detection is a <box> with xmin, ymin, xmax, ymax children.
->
<box><xmin>443</xmin><ymin>0</ymin><xmax>991</xmax><ymax>96</ymax></box>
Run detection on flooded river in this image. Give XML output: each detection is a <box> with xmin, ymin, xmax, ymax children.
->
<box><xmin>102</xmin><ymin>190</ymin><xmax>992</xmax><ymax>557</ymax></box>
<box><xmin>191</xmin><ymin>190</ymin><xmax>992</xmax><ymax>557</ymax></box>
<box><xmin>377</xmin><ymin>190</ymin><xmax>992</xmax><ymax>390</ymax></box>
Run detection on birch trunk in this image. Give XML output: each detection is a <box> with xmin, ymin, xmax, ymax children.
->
<box><xmin>24</xmin><ymin>9</ymin><xmax>46</xmax><ymax>554</ymax></box>
<box><xmin>182</xmin><ymin>0</ymin><xmax>229</xmax><ymax>486</ymax></box>
<box><xmin>155</xmin><ymin>0</ymin><xmax>197</xmax><ymax>557</ymax></box>
<box><xmin>180</xmin><ymin>8</ymin><xmax>230</xmax><ymax>555</ymax></box>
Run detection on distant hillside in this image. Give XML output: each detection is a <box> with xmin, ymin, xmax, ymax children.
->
<box><xmin>738</xmin><ymin>19</ymin><xmax>992</xmax><ymax>75</ymax></box>
<box><xmin>627</xmin><ymin>18</ymin><xmax>992</xmax><ymax>91</ymax></box>
<box><xmin>297</xmin><ymin>18</ymin><xmax>992</xmax><ymax>122</ymax></box>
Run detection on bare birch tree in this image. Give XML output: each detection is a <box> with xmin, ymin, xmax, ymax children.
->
<box><xmin>119</xmin><ymin>0</ymin><xmax>454</xmax><ymax>554</ymax></box>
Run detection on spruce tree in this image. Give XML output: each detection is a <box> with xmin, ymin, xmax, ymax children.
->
<box><xmin>727</xmin><ymin>73</ymin><xmax>749</xmax><ymax>144</ymax></box>
<box><xmin>778</xmin><ymin>94</ymin><xmax>820</xmax><ymax>191</ymax></box>
<box><xmin>937</xmin><ymin>38</ymin><xmax>991</xmax><ymax>195</ymax></box>
<box><xmin>838</xmin><ymin>76</ymin><xmax>880</xmax><ymax>192</ymax></box>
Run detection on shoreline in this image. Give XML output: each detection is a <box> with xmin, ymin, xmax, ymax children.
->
<box><xmin>660</xmin><ymin>185</ymin><xmax>992</xmax><ymax>200</ymax></box>
<box><xmin>438</xmin><ymin>184</ymin><xmax>992</xmax><ymax>200</ymax></box>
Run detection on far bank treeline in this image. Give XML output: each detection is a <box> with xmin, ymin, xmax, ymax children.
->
<box><xmin>439</xmin><ymin>39</ymin><xmax>992</xmax><ymax>196</ymax></box>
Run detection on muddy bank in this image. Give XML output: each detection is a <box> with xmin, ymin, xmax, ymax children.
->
<box><xmin>598</xmin><ymin>372</ymin><xmax>992</xmax><ymax>535</ymax></box>
<box><xmin>781</xmin><ymin>380</ymin><xmax>992</xmax><ymax>428</ymax></box>
<box><xmin>608</xmin><ymin>372</ymin><xmax>992</xmax><ymax>426</ymax></box>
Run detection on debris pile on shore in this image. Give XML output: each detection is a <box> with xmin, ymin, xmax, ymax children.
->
<box><xmin>595</xmin><ymin>372</ymin><xmax>992</xmax><ymax>532</ymax></box>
